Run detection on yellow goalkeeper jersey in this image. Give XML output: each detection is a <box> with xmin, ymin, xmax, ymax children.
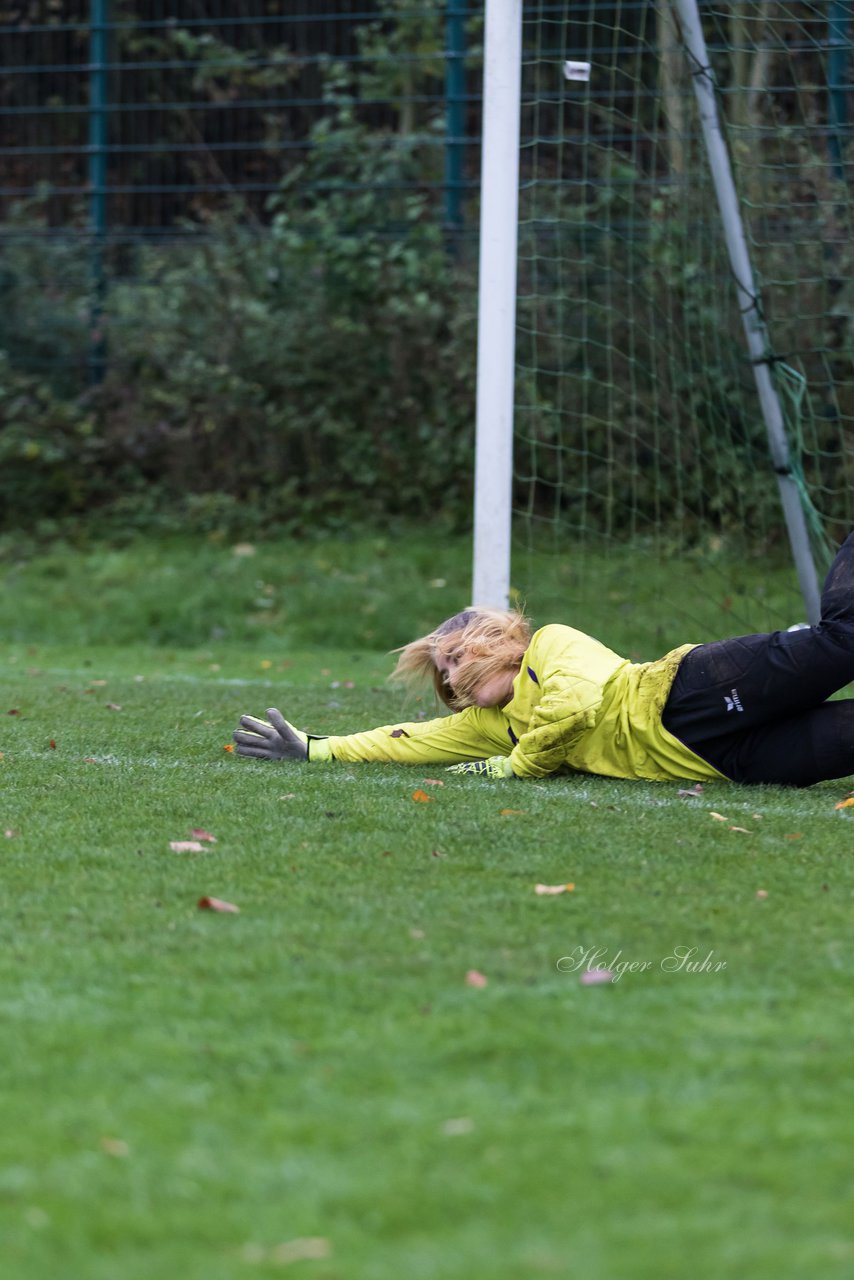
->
<box><xmin>309</xmin><ymin>624</ymin><xmax>725</xmax><ymax>783</ymax></box>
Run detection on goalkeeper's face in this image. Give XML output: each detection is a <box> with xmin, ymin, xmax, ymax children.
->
<box><xmin>435</xmin><ymin>650</ymin><xmax>516</xmax><ymax>709</ymax></box>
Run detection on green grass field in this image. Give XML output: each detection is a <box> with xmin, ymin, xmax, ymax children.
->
<box><xmin>1</xmin><ymin>533</ymin><xmax>852</xmax><ymax>1279</ymax></box>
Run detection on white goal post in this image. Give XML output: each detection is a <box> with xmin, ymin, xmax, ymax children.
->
<box><xmin>471</xmin><ymin>0</ymin><xmax>522</xmax><ymax>608</ymax></box>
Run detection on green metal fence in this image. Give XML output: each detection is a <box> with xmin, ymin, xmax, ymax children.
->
<box><xmin>1</xmin><ymin>3</ymin><xmax>851</xmax><ymax>540</ymax></box>
<box><xmin>4</xmin><ymin>3</ymin><xmax>851</xmax><ymax>367</ymax></box>
<box><xmin>1</xmin><ymin>3</ymin><xmax>479</xmax><ymax>235</ymax></box>
<box><xmin>1</xmin><ymin>3</ymin><xmax>483</xmax><ymax>388</ymax></box>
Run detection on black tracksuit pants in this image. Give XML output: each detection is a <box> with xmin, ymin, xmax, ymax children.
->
<box><xmin>661</xmin><ymin>532</ymin><xmax>854</xmax><ymax>787</ymax></box>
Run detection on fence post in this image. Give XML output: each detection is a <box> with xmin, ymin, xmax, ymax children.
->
<box><xmin>828</xmin><ymin>1</ymin><xmax>852</xmax><ymax>181</ymax></box>
<box><xmin>88</xmin><ymin>0</ymin><xmax>109</xmax><ymax>384</ymax></box>
<box><xmin>445</xmin><ymin>2</ymin><xmax>467</xmax><ymax>234</ymax></box>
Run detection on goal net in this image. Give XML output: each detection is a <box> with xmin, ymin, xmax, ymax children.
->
<box><xmin>507</xmin><ymin>0</ymin><xmax>853</xmax><ymax>634</ymax></box>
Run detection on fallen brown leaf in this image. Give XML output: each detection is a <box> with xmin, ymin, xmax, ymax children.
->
<box><xmin>499</xmin><ymin>808</ymin><xmax>527</xmax><ymax>816</ymax></box>
<box><xmin>268</xmin><ymin>1238</ymin><xmax>332</xmax><ymax>1265</ymax></box>
<box><xmin>100</xmin><ymin>1136</ymin><xmax>130</xmax><ymax>1157</ymax></box>
<box><xmin>49</xmin><ymin>739</ymin><xmax>56</xmax><ymax>749</ymax></box>
<box><xmin>170</xmin><ymin>841</ymin><xmax>205</xmax><ymax>853</ymax></box>
<box><xmin>412</xmin><ymin>789</ymin><xmax>433</xmax><ymax>803</ymax></box>
<box><xmin>223</xmin><ymin>743</ymin><xmax>235</xmax><ymax>753</ymax></box>
<box><xmin>105</xmin><ymin>702</ymin><xmax>122</xmax><ymax>712</ymax></box>
<box><xmin>534</xmin><ymin>882</ymin><xmax>575</xmax><ymax>895</ymax></box>
<box><xmin>190</xmin><ymin>828</ymin><xmax>217</xmax><ymax>843</ymax></box>
<box><xmin>423</xmin><ymin>778</ymin><xmax>445</xmax><ymax>787</ymax></box>
<box><xmin>709</xmin><ymin>811</ymin><xmax>728</xmax><ymax>822</ymax></box>
<box><xmin>441</xmin><ymin>1117</ymin><xmax>474</xmax><ymax>1136</ymax></box>
<box><xmin>197</xmin><ymin>896</ymin><xmax>240</xmax><ymax>913</ymax></box>
<box><xmin>834</xmin><ymin>798</ymin><xmax>854</xmax><ymax>810</ymax></box>
<box><xmin>729</xmin><ymin>826</ymin><xmax>751</xmax><ymax>834</ymax></box>
<box><xmin>677</xmin><ymin>784</ymin><xmax>704</xmax><ymax>797</ymax></box>
<box><xmin>465</xmin><ymin>969</ymin><xmax>488</xmax><ymax>988</ymax></box>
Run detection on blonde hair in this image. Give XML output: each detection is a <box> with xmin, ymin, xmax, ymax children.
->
<box><xmin>391</xmin><ymin>607</ymin><xmax>532</xmax><ymax>710</ymax></box>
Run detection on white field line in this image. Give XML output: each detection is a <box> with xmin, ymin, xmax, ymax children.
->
<box><xmin>8</xmin><ymin>749</ymin><xmax>191</xmax><ymax>769</ymax></box>
<box><xmin>4</xmin><ymin>747</ymin><xmax>849</xmax><ymax>824</ymax></box>
<box><xmin>527</xmin><ymin>779</ymin><xmax>854</xmax><ymax>824</ymax></box>
<box><xmin>1</xmin><ymin>665</ymin><xmax>294</xmax><ymax>689</ymax></box>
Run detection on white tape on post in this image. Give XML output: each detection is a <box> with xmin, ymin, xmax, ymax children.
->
<box><xmin>563</xmin><ymin>60</ymin><xmax>591</xmax><ymax>81</ymax></box>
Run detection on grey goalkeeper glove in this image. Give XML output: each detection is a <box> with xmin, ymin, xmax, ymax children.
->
<box><xmin>446</xmin><ymin>756</ymin><xmax>515</xmax><ymax>779</ymax></box>
<box><xmin>233</xmin><ymin>708</ymin><xmax>329</xmax><ymax>762</ymax></box>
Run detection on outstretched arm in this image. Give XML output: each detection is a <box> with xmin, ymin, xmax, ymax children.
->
<box><xmin>232</xmin><ymin>705</ymin><xmax>511</xmax><ymax>767</ymax></box>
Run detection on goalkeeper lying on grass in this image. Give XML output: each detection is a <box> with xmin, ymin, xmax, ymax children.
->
<box><xmin>234</xmin><ymin>533</ymin><xmax>854</xmax><ymax>788</ymax></box>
